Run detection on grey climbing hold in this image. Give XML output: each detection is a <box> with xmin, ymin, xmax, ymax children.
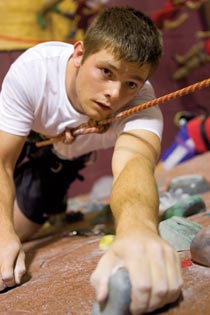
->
<box><xmin>168</xmin><ymin>174</ymin><xmax>210</xmax><ymax>195</ymax></box>
<box><xmin>92</xmin><ymin>268</ymin><xmax>131</xmax><ymax>315</ymax></box>
<box><xmin>190</xmin><ymin>226</ymin><xmax>210</xmax><ymax>267</ymax></box>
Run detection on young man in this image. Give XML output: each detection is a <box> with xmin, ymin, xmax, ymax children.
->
<box><xmin>0</xmin><ymin>6</ymin><xmax>183</xmax><ymax>314</ymax></box>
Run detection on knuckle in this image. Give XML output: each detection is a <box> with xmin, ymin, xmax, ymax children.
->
<box><xmin>156</xmin><ymin>285</ymin><xmax>168</xmax><ymax>298</ymax></box>
<box><xmin>137</xmin><ymin>283</ymin><xmax>152</xmax><ymax>294</ymax></box>
<box><xmin>2</xmin><ymin>273</ymin><xmax>14</xmax><ymax>282</ymax></box>
<box><xmin>172</xmin><ymin>283</ymin><xmax>183</xmax><ymax>296</ymax></box>
<box><xmin>149</xmin><ymin>241</ymin><xmax>161</xmax><ymax>252</ymax></box>
<box><xmin>2</xmin><ymin>275</ymin><xmax>15</xmax><ymax>288</ymax></box>
<box><xmin>170</xmin><ymin>288</ymin><xmax>180</xmax><ymax>299</ymax></box>
<box><xmin>130</xmin><ymin>285</ymin><xmax>152</xmax><ymax>314</ymax></box>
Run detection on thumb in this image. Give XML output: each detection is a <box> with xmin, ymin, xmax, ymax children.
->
<box><xmin>14</xmin><ymin>250</ymin><xmax>26</xmax><ymax>284</ymax></box>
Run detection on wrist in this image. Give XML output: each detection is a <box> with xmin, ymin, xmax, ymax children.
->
<box><xmin>116</xmin><ymin>218</ymin><xmax>158</xmax><ymax>237</ymax></box>
<box><xmin>0</xmin><ymin>216</ymin><xmax>15</xmax><ymax>233</ymax></box>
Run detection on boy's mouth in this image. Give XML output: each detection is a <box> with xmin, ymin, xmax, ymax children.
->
<box><xmin>94</xmin><ymin>101</ymin><xmax>111</xmax><ymax>111</ymax></box>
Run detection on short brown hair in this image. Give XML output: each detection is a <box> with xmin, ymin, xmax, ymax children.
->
<box><xmin>82</xmin><ymin>6</ymin><xmax>163</xmax><ymax>75</ymax></box>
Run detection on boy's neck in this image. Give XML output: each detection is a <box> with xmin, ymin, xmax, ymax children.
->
<box><xmin>65</xmin><ymin>57</ymin><xmax>83</xmax><ymax>114</ymax></box>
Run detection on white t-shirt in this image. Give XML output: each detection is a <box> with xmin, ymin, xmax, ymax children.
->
<box><xmin>0</xmin><ymin>41</ymin><xmax>163</xmax><ymax>160</ymax></box>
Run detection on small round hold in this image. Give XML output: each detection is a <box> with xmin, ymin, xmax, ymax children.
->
<box><xmin>190</xmin><ymin>226</ymin><xmax>210</xmax><ymax>267</ymax></box>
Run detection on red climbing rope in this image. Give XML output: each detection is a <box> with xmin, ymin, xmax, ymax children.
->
<box><xmin>36</xmin><ymin>77</ymin><xmax>210</xmax><ymax>147</ymax></box>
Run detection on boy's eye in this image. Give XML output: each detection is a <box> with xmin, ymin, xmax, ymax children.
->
<box><xmin>127</xmin><ymin>81</ymin><xmax>137</xmax><ymax>89</ymax></box>
<box><xmin>102</xmin><ymin>68</ymin><xmax>112</xmax><ymax>76</ymax></box>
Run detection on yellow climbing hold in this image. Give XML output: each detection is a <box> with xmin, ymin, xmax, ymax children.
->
<box><xmin>99</xmin><ymin>234</ymin><xmax>115</xmax><ymax>251</ymax></box>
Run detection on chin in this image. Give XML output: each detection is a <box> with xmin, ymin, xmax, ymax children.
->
<box><xmin>88</xmin><ymin>115</ymin><xmax>103</xmax><ymax>122</ymax></box>
<box><xmin>86</xmin><ymin>111</ymin><xmax>109</xmax><ymax>122</ymax></box>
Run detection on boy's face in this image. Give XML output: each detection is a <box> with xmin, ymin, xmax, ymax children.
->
<box><xmin>70</xmin><ymin>42</ymin><xmax>151</xmax><ymax>121</ymax></box>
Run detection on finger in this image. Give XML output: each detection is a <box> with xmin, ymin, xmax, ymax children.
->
<box><xmin>1</xmin><ymin>256</ymin><xmax>16</xmax><ymax>288</ymax></box>
<box><xmin>162</xmin><ymin>248</ymin><xmax>182</xmax><ymax>305</ymax></box>
<box><xmin>166</xmin><ymin>250</ymin><xmax>183</xmax><ymax>302</ymax></box>
<box><xmin>0</xmin><ymin>277</ymin><xmax>6</xmax><ymax>291</ymax></box>
<box><xmin>1</xmin><ymin>267</ymin><xmax>16</xmax><ymax>288</ymax></box>
<box><xmin>14</xmin><ymin>250</ymin><xmax>26</xmax><ymax>285</ymax></box>
<box><xmin>147</xmin><ymin>244</ymin><xmax>169</xmax><ymax>312</ymax></box>
<box><xmin>91</xmin><ymin>272</ymin><xmax>109</xmax><ymax>302</ymax></box>
<box><xmin>148</xmin><ymin>245</ymin><xmax>183</xmax><ymax>313</ymax></box>
<box><xmin>1</xmin><ymin>246</ymin><xmax>24</xmax><ymax>288</ymax></box>
<box><xmin>91</xmin><ymin>261</ymin><xmax>113</xmax><ymax>301</ymax></box>
<box><xmin>128</xmin><ymin>257</ymin><xmax>152</xmax><ymax>315</ymax></box>
<box><xmin>90</xmin><ymin>252</ymin><xmax>122</xmax><ymax>302</ymax></box>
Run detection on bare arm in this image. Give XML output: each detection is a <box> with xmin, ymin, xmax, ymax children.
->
<box><xmin>164</xmin><ymin>12</ymin><xmax>188</xmax><ymax>30</ymax></box>
<box><xmin>111</xmin><ymin>130</ymin><xmax>161</xmax><ymax>226</ymax></box>
<box><xmin>0</xmin><ymin>130</ymin><xmax>26</xmax><ymax>291</ymax></box>
<box><xmin>196</xmin><ymin>30</ymin><xmax>210</xmax><ymax>39</ymax></box>
<box><xmin>186</xmin><ymin>0</ymin><xmax>204</xmax><ymax>10</ymax></box>
<box><xmin>91</xmin><ymin>129</ymin><xmax>183</xmax><ymax>314</ymax></box>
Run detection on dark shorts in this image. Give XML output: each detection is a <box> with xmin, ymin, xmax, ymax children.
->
<box><xmin>14</xmin><ymin>132</ymin><xmax>91</xmax><ymax>224</ymax></box>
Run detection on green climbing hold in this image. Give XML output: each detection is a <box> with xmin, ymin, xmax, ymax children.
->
<box><xmin>162</xmin><ymin>195</ymin><xmax>206</xmax><ymax>221</ymax></box>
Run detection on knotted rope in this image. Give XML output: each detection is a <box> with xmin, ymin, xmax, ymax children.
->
<box><xmin>36</xmin><ymin>78</ymin><xmax>210</xmax><ymax>147</ymax></box>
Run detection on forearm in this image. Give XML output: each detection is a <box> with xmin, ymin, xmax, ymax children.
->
<box><xmin>92</xmin><ymin>152</ymin><xmax>183</xmax><ymax>315</ymax></box>
<box><xmin>92</xmin><ymin>133</ymin><xmax>183</xmax><ymax>314</ymax></box>
<box><xmin>197</xmin><ymin>30</ymin><xmax>210</xmax><ymax>39</ymax></box>
<box><xmin>110</xmin><ymin>155</ymin><xmax>159</xmax><ymax>236</ymax></box>
<box><xmin>0</xmin><ymin>162</ymin><xmax>26</xmax><ymax>290</ymax></box>
<box><xmin>0</xmin><ymin>163</ymin><xmax>15</xmax><ymax>229</ymax></box>
<box><xmin>186</xmin><ymin>1</ymin><xmax>203</xmax><ymax>9</ymax></box>
<box><xmin>164</xmin><ymin>14</ymin><xmax>188</xmax><ymax>30</ymax></box>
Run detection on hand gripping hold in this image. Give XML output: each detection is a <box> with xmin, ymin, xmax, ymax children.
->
<box><xmin>92</xmin><ymin>268</ymin><xmax>131</xmax><ymax>315</ymax></box>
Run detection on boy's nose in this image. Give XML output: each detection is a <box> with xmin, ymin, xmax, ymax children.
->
<box><xmin>105</xmin><ymin>82</ymin><xmax>122</xmax><ymax>100</ymax></box>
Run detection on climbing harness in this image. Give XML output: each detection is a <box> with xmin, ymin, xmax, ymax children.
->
<box><xmin>36</xmin><ymin>77</ymin><xmax>210</xmax><ymax>147</ymax></box>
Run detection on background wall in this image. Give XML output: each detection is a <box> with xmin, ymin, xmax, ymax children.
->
<box><xmin>0</xmin><ymin>0</ymin><xmax>210</xmax><ymax>196</ymax></box>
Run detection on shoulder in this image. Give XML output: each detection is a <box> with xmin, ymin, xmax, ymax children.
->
<box><xmin>5</xmin><ymin>41</ymin><xmax>74</xmax><ymax>88</ymax></box>
<box><xmin>31</xmin><ymin>41</ymin><xmax>74</xmax><ymax>55</ymax></box>
<box><xmin>11</xmin><ymin>41</ymin><xmax>74</xmax><ymax>67</ymax></box>
<box><xmin>111</xmin><ymin>81</ymin><xmax>163</xmax><ymax>139</ymax></box>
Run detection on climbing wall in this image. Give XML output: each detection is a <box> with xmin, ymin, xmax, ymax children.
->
<box><xmin>0</xmin><ymin>0</ymin><xmax>79</xmax><ymax>50</ymax></box>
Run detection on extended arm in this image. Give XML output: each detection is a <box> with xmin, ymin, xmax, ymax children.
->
<box><xmin>185</xmin><ymin>0</ymin><xmax>204</xmax><ymax>10</ymax></box>
<box><xmin>164</xmin><ymin>12</ymin><xmax>188</xmax><ymax>30</ymax></box>
<box><xmin>0</xmin><ymin>130</ymin><xmax>26</xmax><ymax>291</ymax></box>
<box><xmin>91</xmin><ymin>129</ymin><xmax>183</xmax><ymax>314</ymax></box>
<box><xmin>196</xmin><ymin>30</ymin><xmax>210</xmax><ymax>39</ymax></box>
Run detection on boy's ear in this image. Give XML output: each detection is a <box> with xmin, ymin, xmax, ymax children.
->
<box><xmin>72</xmin><ymin>41</ymin><xmax>84</xmax><ymax>67</ymax></box>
